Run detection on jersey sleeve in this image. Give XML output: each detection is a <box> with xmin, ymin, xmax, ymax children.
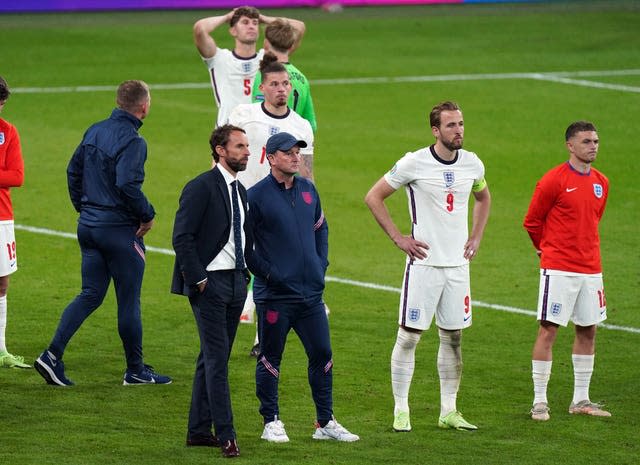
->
<box><xmin>251</xmin><ymin>73</ymin><xmax>264</xmax><ymax>103</ymax></box>
<box><xmin>0</xmin><ymin>124</ymin><xmax>25</xmax><ymax>188</ymax></box>
<box><xmin>523</xmin><ymin>172</ymin><xmax>558</xmax><ymax>250</ymax></box>
<box><xmin>472</xmin><ymin>156</ymin><xmax>487</xmax><ymax>192</ymax></box>
<box><xmin>299</xmin><ymin>120</ymin><xmax>314</xmax><ymax>156</ymax></box>
<box><xmin>384</xmin><ymin>152</ymin><xmax>416</xmax><ymax>190</ymax></box>
<box><xmin>296</xmin><ymin>86</ymin><xmax>317</xmax><ymax>132</ymax></box>
<box><xmin>227</xmin><ymin>104</ymin><xmax>251</xmax><ymax>127</ymax></box>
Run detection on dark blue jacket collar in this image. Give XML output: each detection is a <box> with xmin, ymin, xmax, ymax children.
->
<box><xmin>268</xmin><ymin>172</ymin><xmax>297</xmax><ymax>190</ymax></box>
<box><xmin>110</xmin><ymin>108</ymin><xmax>143</xmax><ymax>130</ymax></box>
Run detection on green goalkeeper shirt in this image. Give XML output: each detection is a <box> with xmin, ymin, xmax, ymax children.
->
<box><xmin>252</xmin><ymin>62</ymin><xmax>317</xmax><ymax>132</ymax></box>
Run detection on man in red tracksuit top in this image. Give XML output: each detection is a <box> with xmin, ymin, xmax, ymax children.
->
<box><xmin>524</xmin><ymin>120</ymin><xmax>610</xmax><ymax>422</ymax></box>
<box><xmin>0</xmin><ymin>76</ymin><xmax>28</xmax><ymax>369</ymax></box>
<box><xmin>246</xmin><ymin>132</ymin><xmax>359</xmax><ymax>443</ymax></box>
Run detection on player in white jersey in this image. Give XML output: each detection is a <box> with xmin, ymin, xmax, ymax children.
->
<box><xmin>193</xmin><ymin>7</ymin><xmax>305</xmax><ymax>127</ymax></box>
<box><xmin>365</xmin><ymin>101</ymin><xmax>491</xmax><ymax>433</ymax></box>
<box><xmin>228</xmin><ymin>55</ymin><xmax>314</xmax><ymax>356</ymax></box>
<box><xmin>228</xmin><ymin>55</ymin><xmax>314</xmax><ymax>188</ymax></box>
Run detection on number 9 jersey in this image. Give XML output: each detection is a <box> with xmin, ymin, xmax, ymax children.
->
<box><xmin>384</xmin><ymin>145</ymin><xmax>485</xmax><ymax>267</ymax></box>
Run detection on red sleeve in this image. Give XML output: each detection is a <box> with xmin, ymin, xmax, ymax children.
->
<box><xmin>0</xmin><ymin>124</ymin><xmax>25</xmax><ymax>188</ymax></box>
<box><xmin>523</xmin><ymin>172</ymin><xmax>557</xmax><ymax>251</ymax></box>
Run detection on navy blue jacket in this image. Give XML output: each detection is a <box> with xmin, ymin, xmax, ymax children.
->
<box><xmin>247</xmin><ymin>174</ymin><xmax>328</xmax><ymax>303</ymax></box>
<box><xmin>67</xmin><ymin>108</ymin><xmax>155</xmax><ymax>227</ymax></box>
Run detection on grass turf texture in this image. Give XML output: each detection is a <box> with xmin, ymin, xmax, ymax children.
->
<box><xmin>1</xmin><ymin>1</ymin><xmax>639</xmax><ymax>464</ymax></box>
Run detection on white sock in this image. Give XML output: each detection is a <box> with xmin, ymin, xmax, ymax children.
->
<box><xmin>437</xmin><ymin>328</ymin><xmax>462</xmax><ymax>417</ymax></box>
<box><xmin>532</xmin><ymin>360</ymin><xmax>552</xmax><ymax>405</ymax></box>
<box><xmin>0</xmin><ymin>295</ymin><xmax>7</xmax><ymax>353</ymax></box>
<box><xmin>391</xmin><ymin>327</ymin><xmax>421</xmax><ymax>413</ymax></box>
<box><xmin>572</xmin><ymin>354</ymin><xmax>594</xmax><ymax>404</ymax></box>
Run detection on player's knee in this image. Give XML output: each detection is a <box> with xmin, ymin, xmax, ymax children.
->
<box><xmin>438</xmin><ymin>328</ymin><xmax>461</xmax><ymax>348</ymax></box>
<box><xmin>397</xmin><ymin>326</ymin><xmax>421</xmax><ymax>349</ymax></box>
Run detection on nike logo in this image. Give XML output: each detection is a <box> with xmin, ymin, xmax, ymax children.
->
<box><xmin>463</xmin><ymin>315</ymin><xmax>472</xmax><ymax>322</ymax></box>
<box><xmin>48</xmin><ymin>351</ymin><xmax>57</xmax><ymax>367</ymax></box>
<box><xmin>566</xmin><ymin>187</ymin><xmax>578</xmax><ymax>192</ymax></box>
<box><xmin>130</xmin><ymin>375</ymin><xmax>154</xmax><ymax>383</ymax></box>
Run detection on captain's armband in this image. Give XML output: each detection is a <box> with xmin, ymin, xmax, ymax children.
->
<box><xmin>472</xmin><ymin>177</ymin><xmax>487</xmax><ymax>192</ymax></box>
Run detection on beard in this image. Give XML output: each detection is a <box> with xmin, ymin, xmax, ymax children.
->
<box><xmin>227</xmin><ymin>158</ymin><xmax>248</xmax><ymax>173</ymax></box>
<box><xmin>442</xmin><ymin>137</ymin><xmax>463</xmax><ymax>151</ymax></box>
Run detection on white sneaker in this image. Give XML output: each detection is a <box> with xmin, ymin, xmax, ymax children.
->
<box><xmin>261</xmin><ymin>417</ymin><xmax>289</xmax><ymax>443</ymax></box>
<box><xmin>312</xmin><ymin>416</ymin><xmax>359</xmax><ymax>442</ymax></box>
<box><xmin>240</xmin><ymin>290</ymin><xmax>255</xmax><ymax>324</ymax></box>
<box><xmin>531</xmin><ymin>402</ymin><xmax>550</xmax><ymax>421</ymax></box>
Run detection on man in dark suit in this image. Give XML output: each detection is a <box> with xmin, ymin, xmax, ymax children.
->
<box><xmin>171</xmin><ymin>124</ymin><xmax>251</xmax><ymax>458</ymax></box>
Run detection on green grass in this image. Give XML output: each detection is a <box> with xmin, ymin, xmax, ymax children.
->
<box><xmin>1</xmin><ymin>1</ymin><xmax>639</xmax><ymax>464</ymax></box>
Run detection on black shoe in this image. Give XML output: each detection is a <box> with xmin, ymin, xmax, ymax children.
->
<box><xmin>221</xmin><ymin>439</ymin><xmax>240</xmax><ymax>458</ymax></box>
<box><xmin>186</xmin><ymin>435</ymin><xmax>220</xmax><ymax>447</ymax></box>
<box><xmin>249</xmin><ymin>344</ymin><xmax>260</xmax><ymax>358</ymax></box>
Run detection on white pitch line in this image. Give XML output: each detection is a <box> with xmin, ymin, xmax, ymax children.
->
<box><xmin>15</xmin><ymin>223</ymin><xmax>640</xmax><ymax>335</ymax></box>
<box><xmin>530</xmin><ymin>74</ymin><xmax>640</xmax><ymax>93</ymax></box>
<box><xmin>11</xmin><ymin>69</ymin><xmax>640</xmax><ymax>94</ymax></box>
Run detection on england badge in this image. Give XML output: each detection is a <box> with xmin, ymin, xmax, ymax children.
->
<box><xmin>0</xmin><ymin>132</ymin><xmax>4</xmax><ymax>145</ymax></box>
<box><xmin>443</xmin><ymin>171</ymin><xmax>455</xmax><ymax>187</ymax></box>
<box><xmin>242</xmin><ymin>62</ymin><xmax>252</xmax><ymax>73</ymax></box>
<box><xmin>593</xmin><ymin>183</ymin><xmax>603</xmax><ymax>198</ymax></box>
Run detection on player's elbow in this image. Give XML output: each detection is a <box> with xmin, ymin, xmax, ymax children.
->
<box><xmin>364</xmin><ymin>190</ymin><xmax>379</xmax><ymax>210</ymax></box>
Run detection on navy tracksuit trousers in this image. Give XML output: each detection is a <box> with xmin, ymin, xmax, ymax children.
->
<box><xmin>49</xmin><ymin>223</ymin><xmax>146</xmax><ymax>371</ymax></box>
<box><xmin>256</xmin><ymin>298</ymin><xmax>333</xmax><ymax>424</ymax></box>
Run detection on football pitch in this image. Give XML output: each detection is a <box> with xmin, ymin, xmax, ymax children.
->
<box><xmin>1</xmin><ymin>1</ymin><xmax>639</xmax><ymax>464</ymax></box>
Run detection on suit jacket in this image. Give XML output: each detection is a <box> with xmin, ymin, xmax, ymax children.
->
<box><xmin>171</xmin><ymin>165</ymin><xmax>250</xmax><ymax>297</ymax></box>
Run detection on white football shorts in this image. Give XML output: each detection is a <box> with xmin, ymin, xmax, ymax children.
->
<box><xmin>0</xmin><ymin>221</ymin><xmax>17</xmax><ymax>276</ymax></box>
<box><xmin>537</xmin><ymin>269</ymin><xmax>606</xmax><ymax>327</ymax></box>
<box><xmin>398</xmin><ymin>263</ymin><xmax>471</xmax><ymax>331</ymax></box>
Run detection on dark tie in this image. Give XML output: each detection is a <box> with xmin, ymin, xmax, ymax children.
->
<box><xmin>231</xmin><ymin>181</ymin><xmax>245</xmax><ymax>270</ymax></box>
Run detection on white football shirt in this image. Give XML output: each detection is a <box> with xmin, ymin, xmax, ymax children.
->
<box><xmin>228</xmin><ymin>102</ymin><xmax>314</xmax><ymax>188</ymax></box>
<box><xmin>203</xmin><ymin>48</ymin><xmax>265</xmax><ymax>127</ymax></box>
<box><xmin>384</xmin><ymin>145</ymin><xmax>485</xmax><ymax>267</ymax></box>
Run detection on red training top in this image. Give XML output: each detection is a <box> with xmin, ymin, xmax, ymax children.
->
<box><xmin>0</xmin><ymin>118</ymin><xmax>25</xmax><ymax>220</ymax></box>
<box><xmin>524</xmin><ymin>162</ymin><xmax>608</xmax><ymax>274</ymax></box>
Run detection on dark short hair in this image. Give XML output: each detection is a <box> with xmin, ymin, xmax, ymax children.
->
<box><xmin>209</xmin><ymin>124</ymin><xmax>246</xmax><ymax>162</ymax></box>
<box><xmin>265</xmin><ymin>19</ymin><xmax>295</xmax><ymax>53</ymax></box>
<box><xmin>0</xmin><ymin>76</ymin><xmax>10</xmax><ymax>102</ymax></box>
<box><xmin>230</xmin><ymin>6</ymin><xmax>260</xmax><ymax>27</ymax></box>
<box><xmin>565</xmin><ymin>121</ymin><xmax>597</xmax><ymax>141</ymax></box>
<box><xmin>259</xmin><ymin>53</ymin><xmax>288</xmax><ymax>81</ymax></box>
<box><xmin>429</xmin><ymin>101</ymin><xmax>461</xmax><ymax>128</ymax></box>
<box><xmin>116</xmin><ymin>80</ymin><xmax>150</xmax><ymax>113</ymax></box>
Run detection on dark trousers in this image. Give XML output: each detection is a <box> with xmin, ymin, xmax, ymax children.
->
<box><xmin>49</xmin><ymin>223</ymin><xmax>146</xmax><ymax>371</ymax></box>
<box><xmin>188</xmin><ymin>270</ymin><xmax>247</xmax><ymax>443</ymax></box>
<box><xmin>256</xmin><ymin>299</ymin><xmax>333</xmax><ymax>424</ymax></box>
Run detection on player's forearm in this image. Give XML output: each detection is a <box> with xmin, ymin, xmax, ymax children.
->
<box><xmin>299</xmin><ymin>154</ymin><xmax>314</xmax><ymax>182</ymax></box>
<box><xmin>365</xmin><ymin>197</ymin><xmax>403</xmax><ymax>245</ymax></box>
<box><xmin>194</xmin><ymin>11</ymin><xmax>232</xmax><ymax>34</ymax></box>
<box><xmin>469</xmin><ymin>190</ymin><xmax>491</xmax><ymax>243</ymax></box>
